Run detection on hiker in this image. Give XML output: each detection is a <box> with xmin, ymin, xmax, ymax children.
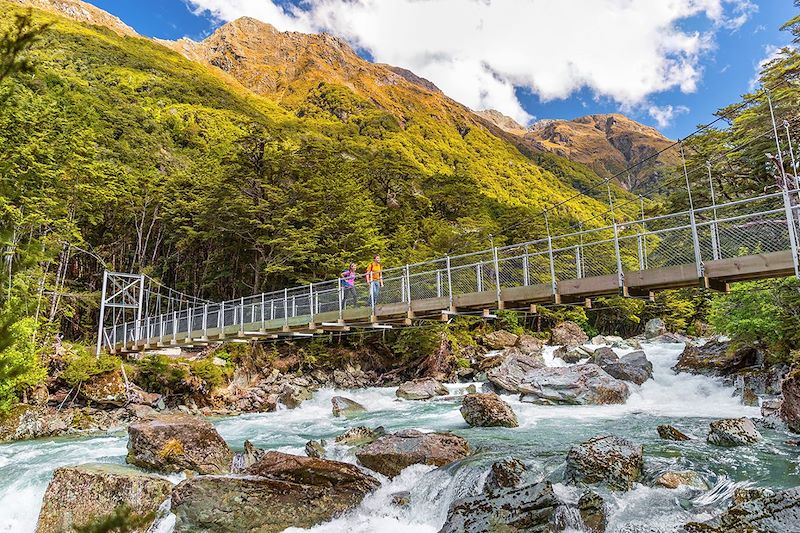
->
<box><xmin>365</xmin><ymin>254</ymin><xmax>383</xmax><ymax>305</ymax></box>
<box><xmin>340</xmin><ymin>262</ymin><xmax>358</xmax><ymax>309</ymax></box>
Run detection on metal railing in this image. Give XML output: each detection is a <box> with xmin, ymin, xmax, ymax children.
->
<box><xmin>100</xmin><ymin>188</ymin><xmax>800</xmax><ymax>351</ymax></box>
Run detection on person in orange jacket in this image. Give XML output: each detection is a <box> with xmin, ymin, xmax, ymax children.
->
<box><xmin>365</xmin><ymin>254</ymin><xmax>383</xmax><ymax>305</ymax></box>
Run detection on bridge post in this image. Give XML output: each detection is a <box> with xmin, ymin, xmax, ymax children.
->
<box><xmin>240</xmin><ymin>296</ymin><xmax>245</xmax><ymax>335</ymax></box>
<box><xmin>680</xmin><ymin>142</ymin><xmax>704</xmax><ymax>280</ymax></box>
<box><xmin>404</xmin><ymin>265</ymin><xmax>412</xmax><ymax>304</ymax></box>
<box><xmin>544</xmin><ymin>211</ymin><xmax>557</xmax><ymax>296</ymax></box>
<box><xmin>607</xmin><ymin>185</ymin><xmax>624</xmax><ymax>291</ymax></box>
<box><xmin>261</xmin><ymin>293</ymin><xmax>266</xmax><ymax>331</ymax></box>
<box><xmin>768</xmin><ymin>89</ymin><xmax>800</xmax><ymax>278</ymax></box>
<box><xmin>575</xmin><ymin>246</ymin><xmax>582</xmax><ymax>278</ymax></box>
<box><xmin>522</xmin><ymin>245</ymin><xmax>530</xmax><ymax>286</ymax></box>
<box><xmin>202</xmin><ymin>303</ymin><xmax>208</xmax><ymax>340</ymax></box>
<box><xmin>172</xmin><ymin>310</ymin><xmax>177</xmax><ymax>344</ymax></box>
<box><xmin>446</xmin><ymin>255</ymin><xmax>453</xmax><ymax>311</ymax></box>
<box><xmin>436</xmin><ymin>270</ymin><xmax>442</xmax><ymax>297</ymax></box>
<box><xmin>706</xmin><ymin>162</ymin><xmax>720</xmax><ymax>260</ymax></box>
<box><xmin>308</xmin><ymin>284</ymin><xmax>314</xmax><ymax>325</ymax></box>
<box><xmin>95</xmin><ymin>270</ymin><xmax>108</xmax><ymax>356</ymax></box>
<box><xmin>284</xmin><ymin>288</ymin><xmax>289</xmax><ymax>330</ymax></box>
<box><xmin>492</xmin><ymin>245</ymin><xmax>502</xmax><ymax>308</ymax></box>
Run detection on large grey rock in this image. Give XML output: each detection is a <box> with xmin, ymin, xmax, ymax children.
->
<box><xmin>486</xmin><ymin>353</ymin><xmax>546</xmax><ymax>393</ymax></box>
<box><xmin>554</xmin><ymin>345</ymin><xmax>590</xmax><ymax>364</ymax></box>
<box><xmin>36</xmin><ymin>464</ymin><xmax>173</xmax><ymax>533</ymax></box>
<box><xmin>439</xmin><ymin>480</ymin><xmax>561</xmax><ymax>533</ymax></box>
<box><xmin>781</xmin><ymin>369</ymin><xmax>800</xmax><ymax>433</ymax></box>
<box><xmin>484</xmin><ymin>458</ymin><xmax>527</xmax><ymax>494</ymax></box>
<box><xmin>684</xmin><ymin>487</ymin><xmax>800</xmax><ymax>532</ymax></box>
<box><xmin>654</xmin><ymin>470</ymin><xmax>708</xmax><ymax>490</ymax></box>
<box><xmin>355</xmin><ymin>429</ymin><xmax>471</xmax><ymax>477</ymax></box>
<box><xmin>516</xmin><ymin>334</ymin><xmax>545</xmax><ymax>355</ymax></box>
<box><xmin>578</xmin><ymin>490</ymin><xmax>607</xmax><ymax>533</ymax></box>
<box><xmin>460</xmin><ymin>393</ymin><xmax>518</xmax><ymax>428</ymax></box>
<box><xmin>643</xmin><ymin>318</ymin><xmax>666</xmax><ymax>339</ymax></box>
<box><xmin>231</xmin><ymin>440</ymin><xmax>266</xmax><ymax>473</ymax></box>
<box><xmin>707</xmin><ymin>417</ymin><xmax>761</xmax><ymax>447</ymax></box>
<box><xmin>172</xmin><ymin>452</ymin><xmax>379</xmax><ymax>533</ymax></box>
<box><xmin>657</xmin><ymin>424</ymin><xmax>690</xmax><ymax>441</ymax></box>
<box><xmin>517</xmin><ymin>364</ymin><xmax>630</xmax><ymax>405</ymax></box>
<box><xmin>601</xmin><ymin>351</ymin><xmax>653</xmax><ymax>385</ymax></box>
<box><xmin>565</xmin><ymin>435</ymin><xmax>643</xmax><ymax>490</ymax></box>
<box><xmin>550</xmin><ymin>321</ymin><xmax>589</xmax><ymax>347</ymax></box>
<box><xmin>396</xmin><ymin>378</ymin><xmax>448</xmax><ymax>400</ymax></box>
<box><xmin>331</xmin><ymin>396</ymin><xmax>366</xmax><ymax>417</ymax></box>
<box><xmin>335</xmin><ymin>426</ymin><xmax>386</xmax><ymax>447</ymax></box>
<box><xmin>592</xmin><ymin>347</ymin><xmax>619</xmax><ymax>368</ymax></box>
<box><xmin>483</xmin><ymin>330</ymin><xmax>519</xmax><ymax>349</ymax></box>
<box><xmin>674</xmin><ymin>340</ymin><xmax>762</xmax><ymax>377</ymax></box>
<box><xmin>126</xmin><ymin>414</ymin><xmax>233</xmax><ymax>474</ymax></box>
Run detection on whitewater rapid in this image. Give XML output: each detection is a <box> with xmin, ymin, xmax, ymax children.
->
<box><xmin>1</xmin><ymin>341</ymin><xmax>793</xmax><ymax>533</ymax></box>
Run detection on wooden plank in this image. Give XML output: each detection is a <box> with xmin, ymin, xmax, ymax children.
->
<box><xmin>374</xmin><ymin>302</ymin><xmax>410</xmax><ymax>318</ymax></box>
<box><xmin>452</xmin><ymin>290</ymin><xmax>497</xmax><ymax>309</ymax></box>
<box><xmin>411</xmin><ymin>296</ymin><xmax>450</xmax><ymax>313</ymax></box>
<box><xmin>625</xmin><ymin>264</ymin><xmax>699</xmax><ymax>290</ymax></box>
<box><xmin>705</xmin><ymin>251</ymin><xmax>794</xmax><ymax>281</ymax></box>
<box><xmin>500</xmin><ymin>283</ymin><xmax>554</xmax><ymax>304</ymax></box>
<box><xmin>557</xmin><ymin>274</ymin><xmax>619</xmax><ymax>297</ymax></box>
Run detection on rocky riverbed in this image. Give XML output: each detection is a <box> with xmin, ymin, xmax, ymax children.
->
<box><xmin>1</xmin><ymin>338</ymin><xmax>799</xmax><ymax>532</ymax></box>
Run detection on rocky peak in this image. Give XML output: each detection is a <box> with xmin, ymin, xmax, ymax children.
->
<box><xmin>474</xmin><ymin>109</ymin><xmax>528</xmax><ymax>135</ymax></box>
<box><xmin>9</xmin><ymin>0</ymin><xmax>137</xmax><ymax>37</ymax></box>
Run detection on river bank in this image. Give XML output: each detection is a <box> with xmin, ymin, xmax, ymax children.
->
<box><xmin>1</xmin><ymin>337</ymin><xmax>798</xmax><ymax>532</ymax></box>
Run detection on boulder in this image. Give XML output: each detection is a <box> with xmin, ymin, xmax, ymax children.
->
<box><xmin>460</xmin><ymin>393</ymin><xmax>518</xmax><ymax>428</ymax></box>
<box><xmin>516</xmin><ymin>334</ymin><xmax>545</xmax><ymax>355</ymax></box>
<box><xmin>484</xmin><ymin>458</ymin><xmax>527</xmax><ymax>494</ymax></box>
<box><xmin>231</xmin><ymin>440</ymin><xmax>266</xmax><ymax>473</ymax></box>
<box><xmin>439</xmin><ymin>480</ymin><xmax>561</xmax><ymax>533</ymax></box>
<box><xmin>126</xmin><ymin>414</ymin><xmax>233</xmax><ymax>474</ymax></box>
<box><xmin>761</xmin><ymin>398</ymin><xmax>783</xmax><ymax>419</ymax></box>
<box><xmin>128</xmin><ymin>384</ymin><xmax>162</xmax><ymax>407</ymax></box>
<box><xmin>781</xmin><ymin>368</ymin><xmax>800</xmax><ymax>432</ymax></box>
<box><xmin>244</xmin><ymin>451</ymin><xmax>379</xmax><ymax>495</ymax></box>
<box><xmin>578</xmin><ymin>491</ymin><xmax>607</xmax><ymax>533</ymax></box>
<box><xmin>355</xmin><ymin>429</ymin><xmax>471</xmax><ymax>477</ymax></box>
<box><xmin>36</xmin><ymin>463</ymin><xmax>173</xmax><ymax>533</ymax></box>
<box><xmin>735</xmin><ymin>365</ymin><xmax>788</xmax><ymax>406</ymax></box>
<box><xmin>601</xmin><ymin>351</ymin><xmax>653</xmax><ymax>385</ymax></box>
<box><xmin>396</xmin><ymin>378</ymin><xmax>449</xmax><ymax>400</ymax></box>
<box><xmin>733</xmin><ymin>487</ymin><xmax>775</xmax><ymax>506</ymax></box>
<box><xmin>331</xmin><ymin>396</ymin><xmax>366</xmax><ymax>417</ymax></box>
<box><xmin>592</xmin><ymin>347</ymin><xmax>619</xmax><ymax>368</ymax></box>
<box><xmin>305</xmin><ymin>439</ymin><xmax>326</xmax><ymax>458</ymax></box>
<box><xmin>707</xmin><ymin>417</ymin><xmax>761</xmax><ymax>447</ymax></box>
<box><xmin>657</xmin><ymin>424</ymin><xmax>690</xmax><ymax>441</ymax></box>
<box><xmin>171</xmin><ymin>472</ymin><xmax>375</xmax><ymax>533</ymax></box>
<box><xmin>517</xmin><ymin>364</ymin><xmax>630</xmax><ymax>405</ymax></box>
<box><xmin>391</xmin><ymin>490</ymin><xmax>411</xmax><ymax>507</ymax></box>
<box><xmin>550</xmin><ymin>321</ymin><xmax>589</xmax><ymax>347</ymax></box>
<box><xmin>486</xmin><ymin>353</ymin><xmax>546</xmax><ymax>393</ymax></box>
<box><xmin>684</xmin><ymin>487</ymin><xmax>800</xmax><ymax>533</ymax></box>
<box><xmin>655</xmin><ymin>470</ymin><xmax>708</xmax><ymax>490</ymax></box>
<box><xmin>80</xmin><ymin>370</ymin><xmax>127</xmax><ymax>407</ymax></box>
<box><xmin>674</xmin><ymin>341</ymin><xmax>762</xmax><ymax>377</ymax></box>
<box><xmin>644</xmin><ymin>318</ymin><xmax>666</xmax><ymax>339</ymax></box>
<box><xmin>565</xmin><ymin>435</ymin><xmax>643</xmax><ymax>490</ymax></box>
<box><xmin>279</xmin><ymin>383</ymin><xmax>313</xmax><ymax>408</ymax></box>
<box><xmin>554</xmin><ymin>345</ymin><xmax>589</xmax><ymax>364</ymax></box>
<box><xmin>483</xmin><ymin>330</ymin><xmax>519</xmax><ymax>349</ymax></box>
<box><xmin>335</xmin><ymin>425</ymin><xmax>386</xmax><ymax>447</ymax></box>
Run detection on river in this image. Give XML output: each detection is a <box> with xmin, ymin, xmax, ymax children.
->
<box><xmin>1</xmin><ymin>341</ymin><xmax>797</xmax><ymax>532</ymax></box>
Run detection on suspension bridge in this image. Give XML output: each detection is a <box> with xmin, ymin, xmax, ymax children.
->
<box><xmin>96</xmin><ymin>97</ymin><xmax>800</xmax><ymax>355</ymax></box>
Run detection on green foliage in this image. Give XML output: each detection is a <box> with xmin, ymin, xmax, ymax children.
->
<box><xmin>189</xmin><ymin>358</ymin><xmax>229</xmax><ymax>388</ymax></box>
<box><xmin>0</xmin><ymin>315</ymin><xmax>45</xmax><ymax>413</ymax></box>
<box><xmin>494</xmin><ymin>310</ymin><xmax>525</xmax><ymax>336</ymax></box>
<box><xmin>60</xmin><ymin>348</ymin><xmax>118</xmax><ymax>387</ymax></box>
<box><xmin>134</xmin><ymin>355</ymin><xmax>188</xmax><ymax>395</ymax></box>
<box><xmin>708</xmin><ymin>280</ymin><xmax>800</xmax><ymax>353</ymax></box>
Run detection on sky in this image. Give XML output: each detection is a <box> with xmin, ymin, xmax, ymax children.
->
<box><xmin>89</xmin><ymin>0</ymin><xmax>797</xmax><ymax>138</ymax></box>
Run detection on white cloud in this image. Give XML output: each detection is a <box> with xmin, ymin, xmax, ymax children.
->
<box><xmin>186</xmin><ymin>0</ymin><xmax>756</xmax><ymax>125</ymax></box>
<box><xmin>647</xmin><ymin>104</ymin><xmax>690</xmax><ymax>128</ymax></box>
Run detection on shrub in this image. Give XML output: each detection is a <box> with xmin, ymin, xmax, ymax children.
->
<box><xmin>60</xmin><ymin>348</ymin><xmax>119</xmax><ymax>387</ymax></box>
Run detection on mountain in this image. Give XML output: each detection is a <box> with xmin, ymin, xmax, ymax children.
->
<box><xmin>8</xmin><ymin>0</ymin><xmax>135</xmax><ymax>36</ymax></box>
<box><xmin>2</xmin><ymin>0</ymin><xmax>640</xmax><ymax>312</ymax></box>
<box><xmin>474</xmin><ymin>109</ymin><xmax>528</xmax><ymax>135</ymax></box>
<box><xmin>524</xmin><ymin>114</ymin><xmax>679</xmax><ymax>191</ymax></box>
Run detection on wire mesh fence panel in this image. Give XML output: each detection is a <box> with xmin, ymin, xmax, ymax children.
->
<box><xmin>497</xmin><ymin>253</ymin><xmax>527</xmax><ymax>288</ymax></box>
<box><xmin>552</xmin><ymin>247</ymin><xmax>578</xmax><ymax>280</ymax></box>
<box><xmin>715</xmin><ymin>214</ymin><xmax>789</xmax><ymax>259</ymax></box>
<box><xmin>449</xmin><ymin>263</ymin><xmax>481</xmax><ymax>295</ymax></box>
<box><xmin>578</xmin><ymin>238</ymin><xmax>618</xmax><ymax>278</ymax></box>
<box><xmin>375</xmin><ymin>274</ymin><xmax>405</xmax><ymax>306</ymax></box>
<box><xmin>409</xmin><ymin>270</ymin><xmax>443</xmax><ymax>300</ymax></box>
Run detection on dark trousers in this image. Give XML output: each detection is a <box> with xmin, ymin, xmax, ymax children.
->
<box><xmin>341</xmin><ymin>286</ymin><xmax>358</xmax><ymax>308</ymax></box>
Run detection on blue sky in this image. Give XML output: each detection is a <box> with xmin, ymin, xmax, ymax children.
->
<box><xmin>90</xmin><ymin>1</ymin><xmax>795</xmax><ymax>138</ymax></box>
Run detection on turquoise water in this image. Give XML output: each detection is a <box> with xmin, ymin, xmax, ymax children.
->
<box><xmin>0</xmin><ymin>342</ymin><xmax>797</xmax><ymax>532</ymax></box>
